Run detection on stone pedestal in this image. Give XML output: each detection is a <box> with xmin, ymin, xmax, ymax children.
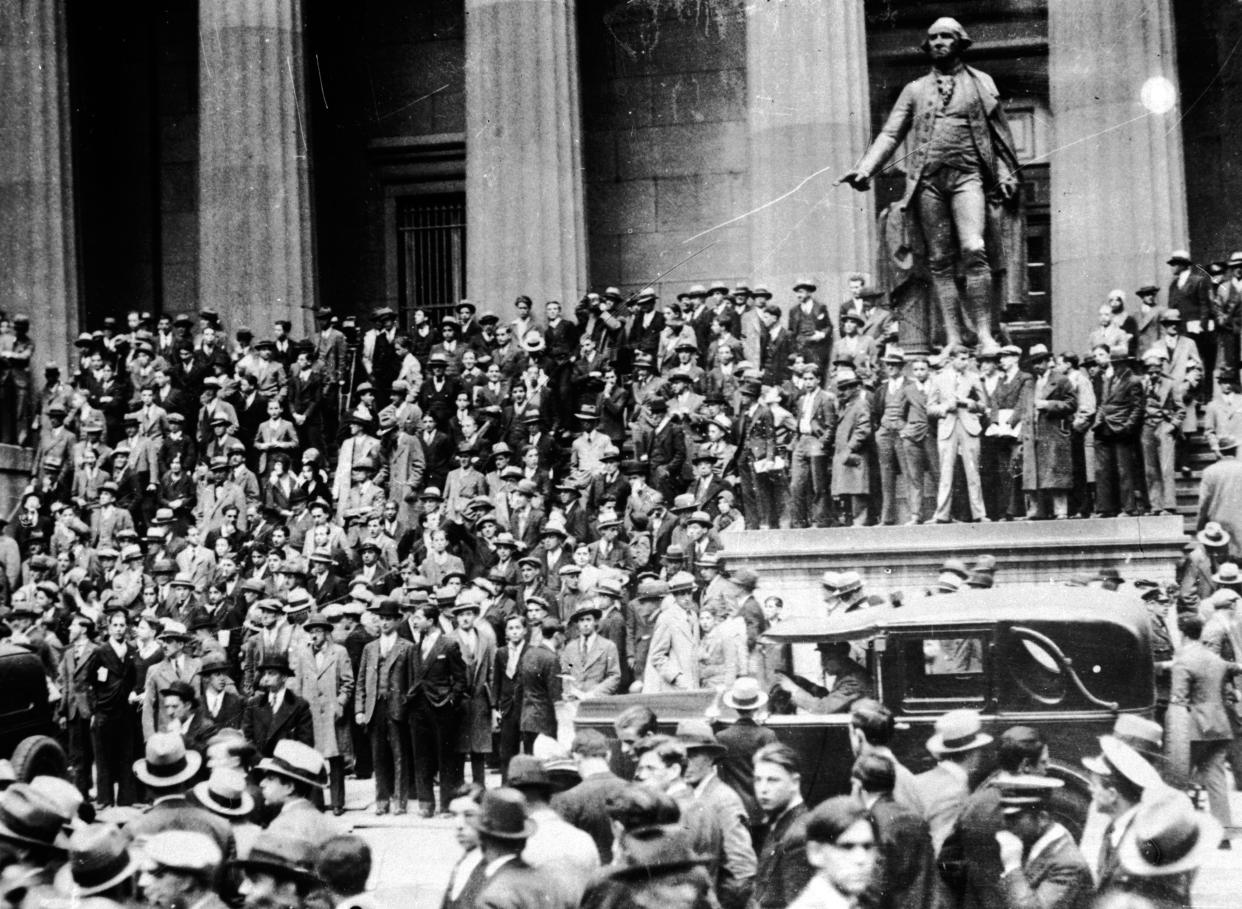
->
<box><xmin>746</xmin><ymin>0</ymin><xmax>874</xmax><ymax>324</ymax></box>
<box><xmin>1048</xmin><ymin>0</ymin><xmax>1188</xmax><ymax>352</ymax></box>
<box><xmin>464</xmin><ymin>0</ymin><xmax>586</xmax><ymax>320</ymax></box>
<box><xmin>0</xmin><ymin>0</ymin><xmax>78</xmax><ymax>373</ymax></box>
<box><xmin>199</xmin><ymin>0</ymin><xmax>316</xmax><ymax>335</ymax></box>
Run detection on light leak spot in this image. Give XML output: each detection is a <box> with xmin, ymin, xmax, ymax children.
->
<box><xmin>1140</xmin><ymin>77</ymin><xmax>1177</xmax><ymax>115</ymax></box>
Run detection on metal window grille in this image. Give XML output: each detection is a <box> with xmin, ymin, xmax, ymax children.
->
<box><xmin>397</xmin><ymin>194</ymin><xmax>466</xmax><ymax>326</ymax></box>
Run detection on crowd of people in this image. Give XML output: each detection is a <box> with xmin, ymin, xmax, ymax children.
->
<box><xmin>0</xmin><ymin>255</ymin><xmax>1238</xmax><ymax>907</ymax></box>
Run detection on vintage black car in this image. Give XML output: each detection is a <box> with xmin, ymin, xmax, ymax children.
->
<box><xmin>0</xmin><ymin>642</ymin><xmax>66</xmax><ymax>780</ymax></box>
<box><xmin>575</xmin><ymin>585</ymin><xmax>1156</xmax><ymax>837</ymax></box>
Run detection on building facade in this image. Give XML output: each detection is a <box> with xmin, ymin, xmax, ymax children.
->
<box><xmin>1</xmin><ymin>0</ymin><xmax>1238</xmax><ymax>371</ymax></box>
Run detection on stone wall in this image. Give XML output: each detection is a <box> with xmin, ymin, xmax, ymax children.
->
<box><xmin>0</xmin><ymin>446</ymin><xmax>32</xmax><ymax>521</ymax></box>
<box><xmin>580</xmin><ymin>1</ymin><xmax>751</xmax><ymax>299</ymax></box>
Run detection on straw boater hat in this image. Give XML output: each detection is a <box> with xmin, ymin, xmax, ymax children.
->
<box><xmin>256</xmin><ymin>740</ymin><xmax>328</xmax><ymax>790</ymax></box>
<box><xmin>722</xmin><ymin>676</ymin><xmax>768</xmax><ymax>711</ymax></box>
<box><xmin>926</xmin><ymin>709</ymin><xmax>993</xmax><ymax>756</ymax></box>
<box><xmin>1118</xmin><ymin>788</ymin><xmax>1222</xmax><ymax>876</ymax></box>
<box><xmin>133</xmin><ymin>733</ymin><xmax>202</xmax><ymax>789</ymax></box>
<box><xmin>192</xmin><ymin>768</ymin><xmax>256</xmax><ymax>819</ymax></box>
<box><xmin>1081</xmin><ymin>735</ymin><xmax>1164</xmax><ymax>793</ymax></box>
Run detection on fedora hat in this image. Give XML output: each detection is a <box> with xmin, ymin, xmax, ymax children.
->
<box><xmin>467</xmin><ymin>787</ymin><xmax>537</xmax><ymax>840</ymax></box>
<box><xmin>926</xmin><ymin>709</ymin><xmax>993</xmax><ymax>756</ymax></box>
<box><xmin>676</xmin><ymin>719</ymin><xmax>726</xmax><ymax>757</ymax></box>
<box><xmin>1024</xmin><ymin>343</ymin><xmax>1052</xmax><ymax>365</ymax></box>
<box><xmin>1212</xmin><ymin>562</ymin><xmax>1242</xmax><ymax>586</ymax></box>
<box><xmin>1081</xmin><ymin>735</ymin><xmax>1164</xmax><ymax>793</ymax></box>
<box><xmin>53</xmin><ymin>822</ymin><xmax>137</xmax><ymax>897</ymax></box>
<box><xmin>668</xmin><ymin>570</ymin><xmax>697</xmax><ymax>593</ymax></box>
<box><xmin>371</xmin><ymin>597</ymin><xmax>401</xmax><ymax>619</ymax></box>
<box><xmin>157</xmin><ymin>620</ymin><xmax>191</xmax><ymax>642</ymax></box>
<box><xmin>1110</xmin><ymin>714</ymin><xmax>1164</xmax><ymax>760</ymax></box>
<box><xmin>133</xmin><ymin>733</ymin><xmax>202</xmax><ymax>789</ymax></box>
<box><xmin>1159</xmin><ymin>308</ymin><xmax>1183</xmax><ymax>323</ymax></box>
<box><xmin>1166</xmin><ymin>250</ymin><xmax>1193</xmax><ymax>266</ymax></box>
<box><xmin>569</xmin><ymin>604</ymin><xmax>603</xmax><ymax>624</ymax></box>
<box><xmin>1219</xmin><ymin>434</ymin><xmax>1239</xmax><ymax>454</ymax></box>
<box><xmin>1118</xmin><ymin>789</ymin><xmax>1222</xmax><ymax>876</ymax></box>
<box><xmin>233</xmin><ymin>831</ymin><xmax>320</xmax><ymax>884</ymax></box>
<box><xmin>0</xmin><ymin>784</ymin><xmax>70</xmax><ymax>851</ymax></box>
<box><xmin>722</xmin><ymin>676</ymin><xmax>768</xmax><ymax>711</ymax></box>
<box><xmin>609</xmin><ymin>825</ymin><xmax>710</xmax><ymax>881</ymax></box>
<box><xmin>1198</xmin><ymin>522</ymin><xmax>1232</xmax><ymax>548</ymax></box>
<box><xmin>257</xmin><ymin>740</ymin><xmax>328</xmax><ymax>789</ymax></box>
<box><xmin>256</xmin><ymin>653</ymin><xmax>294</xmax><ymax>676</ymax></box>
<box><xmin>995</xmin><ymin>773</ymin><xmax>1064</xmax><ymax>814</ymax></box>
<box><xmin>303</xmin><ymin>612</ymin><xmax>333</xmax><ymax>632</ymax></box>
<box><xmin>792</xmin><ymin>277</ymin><xmax>817</xmax><ymax>292</ymax></box>
<box><xmin>507</xmin><ymin>755</ymin><xmax>555</xmax><ymax>792</ymax></box>
<box><xmin>200</xmin><ymin>651</ymin><xmax>232</xmax><ymax>677</ymax></box>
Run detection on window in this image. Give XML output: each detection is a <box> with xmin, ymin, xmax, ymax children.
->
<box><xmin>1003</xmin><ymin>635</ymin><xmax>1067</xmax><ymax>706</ymax></box>
<box><xmin>899</xmin><ymin>634</ymin><xmax>987</xmax><ymax>710</ymax></box>
<box><xmin>1024</xmin><ymin>214</ymin><xmax>1051</xmax><ymax>323</ymax></box>
<box><xmin>396</xmin><ymin>194</ymin><xmax>466</xmax><ymax>327</ymax></box>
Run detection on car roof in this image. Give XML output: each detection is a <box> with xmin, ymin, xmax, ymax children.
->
<box><xmin>764</xmin><ymin>584</ymin><xmax>1150</xmax><ymax>643</ymax></box>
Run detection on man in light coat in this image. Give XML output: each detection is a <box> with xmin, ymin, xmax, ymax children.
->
<box><xmin>927</xmin><ymin>345</ymin><xmax>989</xmax><ymax>523</ymax></box>
<box><xmin>644</xmin><ymin>571</ymin><xmax>701</xmax><ymax>692</ymax></box>
<box><xmin>293</xmin><ymin>613</ymin><xmax>355</xmax><ymax>816</ymax></box>
<box><xmin>142</xmin><ymin>620</ymin><xmax>202</xmax><ymax>739</ymax></box>
<box><xmin>911</xmin><ymin>708</ymin><xmax>993</xmax><ymax>853</ymax></box>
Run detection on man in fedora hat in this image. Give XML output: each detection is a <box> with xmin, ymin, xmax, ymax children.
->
<box><xmin>1092</xmin><ymin>347</ymin><xmax>1144</xmax><ymax>517</ymax></box>
<box><xmin>993</xmin><ymin>774</ymin><xmax>1092</xmax><ymax>909</ymax></box>
<box><xmin>404</xmin><ymin>600</ymin><xmax>467</xmax><ymax>817</ymax></box>
<box><xmin>52</xmin><ymin>821</ymin><xmax>139</xmax><ymax>903</ymax></box>
<box><xmin>1019</xmin><ymin>343</ymin><xmax>1077</xmax><ymax>520</ymax></box>
<box><xmin>127</xmin><ymin>733</ymin><xmax>234</xmax><ymax>857</ymax></box>
<box><xmin>838</xmin><ymin>18</ymin><xmax>1021</xmax><ymax>351</ymax></box>
<box><xmin>235</xmin><ymin>830</ymin><xmax>323</xmax><ymax>908</ymax></box>
<box><xmin>354</xmin><ymin>598</ymin><xmax>413</xmax><ymax>815</ymax></box>
<box><xmin>787</xmin><ymin>278</ymin><xmax>832</xmax><ymax>376</ymax></box>
<box><xmin>777</xmin><ymin>641</ymin><xmax>870</xmax><ymax>716</ymax></box>
<box><xmin>736</xmin><ymin>378</ymin><xmax>778</xmax><ymax>530</ymax></box>
<box><xmin>1199</xmin><ymin>434</ymin><xmax>1242</xmax><ymax>560</ymax></box>
<box><xmin>1137</xmin><ymin>346</ymin><xmax>1183</xmax><ymax>516</ymax></box>
<box><xmin>142</xmin><ymin>619</ymin><xmax>202</xmax><ymax>739</ymax></box>
<box><xmin>1113</xmin><ymin>789</ymin><xmax>1220</xmax><ymax>904</ymax></box>
<box><xmin>1166</xmin><ymin>250</ymin><xmax>1214</xmax><ymax>381</ymax></box>
<box><xmin>242</xmin><ymin>653</ymin><xmax>313</xmax><ymax>758</ymax></box>
<box><xmin>677</xmin><ymin>719</ymin><xmax>757</xmax><ymax>908</ymax></box>
<box><xmin>291</xmin><ymin>612</ymin><xmax>354</xmax><ymax>815</ymax></box>
<box><xmin>137</xmin><ymin>830</ymin><xmax>227</xmax><ymax>909</ymax></box>
<box><xmin>911</xmin><ymin>708</ymin><xmax>993</xmax><ymax>853</ymax></box>
<box><xmin>506</xmin><ymin>755</ymin><xmax>599</xmax><ymax>902</ymax></box>
<box><xmin>1156</xmin><ymin>306</ymin><xmax>1203</xmax><ymax>389</ymax></box>
<box><xmin>450</xmin><ymin>594</ymin><xmax>497</xmax><ymax>790</ymax></box>
<box><xmin>467</xmin><ymin>787</ymin><xmax>574</xmax><ymax>909</ymax></box>
<box><xmin>260</xmin><ymin>739</ymin><xmax>338</xmax><ymax>848</ymax></box>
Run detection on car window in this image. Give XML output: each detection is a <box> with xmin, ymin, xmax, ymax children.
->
<box><xmin>900</xmin><ymin>635</ymin><xmax>987</xmax><ymax>710</ymax></box>
<box><xmin>1002</xmin><ymin>633</ymin><xmax>1068</xmax><ymax>706</ymax></box>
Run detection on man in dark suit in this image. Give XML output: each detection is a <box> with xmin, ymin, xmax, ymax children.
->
<box><xmin>519</xmin><ymin>618</ymin><xmax>562</xmax><ymax>750</ymax></box>
<box><xmin>354</xmin><ymin>599</ymin><xmax>414</xmax><ymax>815</ymax></box>
<box><xmin>307</xmin><ymin>551</ymin><xmax>349</xmax><ymax>606</ymax></box>
<box><xmin>716</xmin><ymin>679</ymin><xmax>778</xmax><ymax>839</ymax></box>
<box><xmin>470</xmin><ymin>788</ymin><xmax>575</xmax><ymax>909</ymax></box>
<box><xmin>789</xmin><ymin>364</ymin><xmax>836</xmax><ymax>528</ymax></box>
<box><xmin>406</xmin><ymin>602</ymin><xmax>467</xmax><ymax>817</ymax></box>
<box><xmin>994</xmin><ymin>776</ymin><xmax>1093</xmax><ymax>909</ymax></box>
<box><xmin>58</xmin><ymin>613</ymin><xmax>98</xmax><ymax>800</ymax></box>
<box><xmin>550</xmin><ymin>729</ymin><xmax>629</xmax><ymax>863</ymax></box>
<box><xmin>1167</xmin><ymin>249</ymin><xmax>1216</xmax><ymax>385</ymax></box>
<box><xmin>981</xmin><ymin>346</ymin><xmax>1030</xmax><ymax>520</ymax></box>
<box><xmin>200</xmin><ymin>651</ymin><xmax>244</xmax><ymax>729</ymax></box>
<box><xmin>1092</xmin><ymin>349</ymin><xmax>1144</xmax><ymax>517</ymax></box>
<box><xmin>638</xmin><ymin>398</ymin><xmax>686</xmax><ymax>501</ymax></box>
<box><xmin>786</xmin><ymin>279</ymin><xmax>832</xmax><ymax>375</ymax></box>
<box><xmin>89</xmin><ymin>607</ymin><xmax>139</xmax><ymax>806</ymax></box>
<box><xmin>853</xmin><ymin>754</ymin><xmax>935</xmax><ymax>909</ymax></box>
<box><xmin>736</xmin><ymin>379</ymin><xmax>777</xmax><ymax>530</ymax></box>
<box><xmin>241</xmin><ymin>654</ymin><xmax>313</xmax><ymax>757</ymax></box>
<box><xmin>493</xmin><ymin>614</ymin><xmax>528</xmax><ymax>784</ymax></box>
<box><xmin>751</xmin><ymin>742</ymin><xmax>812</xmax><ymax>909</ymax></box>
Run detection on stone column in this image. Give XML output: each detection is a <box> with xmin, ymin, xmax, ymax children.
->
<box><xmin>1048</xmin><ymin>0</ymin><xmax>1188</xmax><ymax>352</ymax></box>
<box><xmin>199</xmin><ymin>0</ymin><xmax>316</xmax><ymax>335</ymax></box>
<box><xmin>0</xmin><ymin>0</ymin><xmax>79</xmax><ymax>374</ymax></box>
<box><xmin>465</xmin><ymin>0</ymin><xmax>586</xmax><ymax>321</ymax></box>
<box><xmin>746</xmin><ymin>0</ymin><xmax>874</xmax><ymax>325</ymax></box>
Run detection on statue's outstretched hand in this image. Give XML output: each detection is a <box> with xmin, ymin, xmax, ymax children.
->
<box><xmin>836</xmin><ymin>170</ymin><xmax>871</xmax><ymax>192</ymax></box>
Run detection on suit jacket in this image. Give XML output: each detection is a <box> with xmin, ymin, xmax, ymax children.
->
<box><xmin>866</xmin><ymin>794</ymin><xmax>935</xmax><ymax>909</ymax></box>
<box><xmin>87</xmin><ymin>639</ymin><xmax>138</xmax><ymax>715</ymax></box>
<box><xmin>939</xmin><ymin>778</ymin><xmax>1005</xmax><ymax>909</ymax></box>
<box><xmin>203</xmin><ymin>688</ymin><xmax>244</xmax><ymax>730</ymax></box>
<box><xmin>1168</xmin><ymin>270</ymin><xmax>1215</xmax><ymax>326</ymax></box>
<box><xmin>406</xmin><ymin>632</ymin><xmax>467</xmax><ymax>710</ymax></box>
<box><xmin>911</xmin><ymin>762</ymin><xmax>971</xmax><ymax>854</ymax></box>
<box><xmin>143</xmin><ymin>655</ymin><xmax>203</xmax><ymax>738</ymax></box>
<box><xmin>518</xmin><ymin>644</ymin><xmax>561</xmax><ymax>735</ymax></box>
<box><xmin>792</xmin><ymin>387</ymin><xmax>836</xmax><ymax>454</ymax></box>
<box><xmin>1093</xmin><ymin>368</ymin><xmax>1144</xmax><ymax>439</ymax></box>
<box><xmin>477</xmin><ymin>857</ymin><xmax>573</xmax><ymax>909</ymax></box>
<box><xmin>1171</xmin><ymin>640</ymin><xmax>1241</xmax><ymax>740</ymax></box>
<box><xmin>242</xmin><ymin>688</ymin><xmax>314</xmax><ymax>756</ymax></box>
<box><xmin>58</xmin><ymin>644</ymin><xmax>98</xmax><ymax>721</ymax></box>
<box><xmin>355</xmin><ymin>635</ymin><xmax>415</xmax><ymax>724</ymax></box>
<box><xmin>560</xmin><ymin>634</ymin><xmax>621</xmax><ymax>697</ymax></box>
<box><xmin>551</xmin><ymin>771</ymin><xmax>630</xmax><ymax>864</ymax></box>
<box><xmin>739</xmin><ymin>404</ymin><xmax>777</xmax><ymax>463</ymax></box>
<box><xmin>1000</xmin><ymin>825</ymin><xmax>1093</xmax><ymax>909</ymax></box>
<box><xmin>928</xmin><ymin>369</ymin><xmax>987</xmax><ymax>439</ymax></box>
<box><xmin>787</xmin><ymin>300</ymin><xmax>833</xmax><ymax>353</ymax></box>
<box><xmin>753</xmin><ymin>801</ymin><xmax>812</xmax><ymax>909</ymax></box>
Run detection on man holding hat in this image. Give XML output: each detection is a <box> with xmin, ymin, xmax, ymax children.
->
<box><xmin>1092</xmin><ymin>346</ymin><xmax>1144</xmax><ymax>517</ymax></box>
<box><xmin>1199</xmin><ymin>434</ymin><xmax>1242</xmax><ymax>560</ymax></box>
<box><xmin>993</xmin><ymin>774</ymin><xmax>1092</xmax><ymax>909</ymax></box>
<box><xmin>562</xmin><ymin>602</ymin><xmax>622</xmax><ymax>699</ymax></box>
<box><xmin>242</xmin><ymin>653</ymin><xmax>313</xmax><ymax>758</ymax></box>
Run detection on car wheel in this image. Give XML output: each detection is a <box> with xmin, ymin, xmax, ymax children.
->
<box><xmin>11</xmin><ymin>735</ymin><xmax>67</xmax><ymax>782</ymax></box>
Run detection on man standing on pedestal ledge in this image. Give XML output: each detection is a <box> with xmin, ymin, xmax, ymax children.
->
<box><xmin>838</xmin><ymin>17</ymin><xmax>1022</xmax><ymax>350</ymax></box>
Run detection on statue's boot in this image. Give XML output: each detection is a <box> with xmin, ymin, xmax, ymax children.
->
<box><xmin>931</xmin><ymin>272</ymin><xmax>964</xmax><ymax>348</ymax></box>
<box><xmin>964</xmin><ymin>269</ymin><xmax>997</xmax><ymax>349</ymax></box>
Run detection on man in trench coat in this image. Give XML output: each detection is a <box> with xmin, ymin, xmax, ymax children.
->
<box><xmin>293</xmin><ymin>612</ymin><xmax>355</xmax><ymax>815</ymax></box>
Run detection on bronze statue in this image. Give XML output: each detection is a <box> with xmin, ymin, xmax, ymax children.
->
<box><xmin>839</xmin><ymin>17</ymin><xmax>1023</xmax><ymax>350</ymax></box>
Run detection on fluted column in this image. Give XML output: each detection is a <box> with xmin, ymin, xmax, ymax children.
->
<box><xmin>746</xmin><ymin>0</ymin><xmax>874</xmax><ymax>321</ymax></box>
<box><xmin>1049</xmin><ymin>0</ymin><xmax>1188</xmax><ymax>352</ymax></box>
<box><xmin>465</xmin><ymin>0</ymin><xmax>586</xmax><ymax>320</ymax></box>
<box><xmin>0</xmin><ymin>0</ymin><xmax>78</xmax><ymax>372</ymax></box>
<box><xmin>199</xmin><ymin>0</ymin><xmax>315</xmax><ymax>334</ymax></box>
